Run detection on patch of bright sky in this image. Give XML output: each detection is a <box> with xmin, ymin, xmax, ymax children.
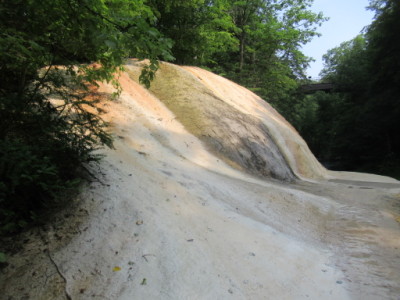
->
<box><xmin>302</xmin><ymin>0</ymin><xmax>375</xmax><ymax>78</ymax></box>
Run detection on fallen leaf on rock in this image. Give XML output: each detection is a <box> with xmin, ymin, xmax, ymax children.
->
<box><xmin>113</xmin><ymin>266</ymin><xmax>121</xmax><ymax>272</ymax></box>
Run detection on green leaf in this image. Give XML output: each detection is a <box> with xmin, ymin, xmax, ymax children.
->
<box><xmin>0</xmin><ymin>252</ymin><xmax>6</xmax><ymax>263</ymax></box>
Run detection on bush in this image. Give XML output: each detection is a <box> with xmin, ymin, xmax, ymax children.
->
<box><xmin>0</xmin><ymin>87</ymin><xmax>110</xmax><ymax>234</ymax></box>
<box><xmin>0</xmin><ymin>0</ymin><xmax>172</xmax><ymax>235</ymax></box>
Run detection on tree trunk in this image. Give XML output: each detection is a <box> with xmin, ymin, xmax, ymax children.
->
<box><xmin>239</xmin><ymin>31</ymin><xmax>245</xmax><ymax>71</ymax></box>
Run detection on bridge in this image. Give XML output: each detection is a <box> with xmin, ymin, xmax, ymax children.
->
<box><xmin>301</xmin><ymin>82</ymin><xmax>335</xmax><ymax>93</ymax></box>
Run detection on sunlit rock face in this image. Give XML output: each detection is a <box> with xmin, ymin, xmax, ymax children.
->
<box><xmin>124</xmin><ymin>60</ymin><xmax>327</xmax><ymax>181</ymax></box>
<box><xmin>2</xmin><ymin>60</ymin><xmax>399</xmax><ymax>300</ymax></box>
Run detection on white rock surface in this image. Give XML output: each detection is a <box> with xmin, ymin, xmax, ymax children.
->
<box><xmin>1</xmin><ymin>61</ymin><xmax>399</xmax><ymax>300</ymax></box>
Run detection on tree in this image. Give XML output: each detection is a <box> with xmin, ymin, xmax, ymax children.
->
<box><xmin>320</xmin><ymin>35</ymin><xmax>369</xmax><ymax>92</ymax></box>
<box><xmin>148</xmin><ymin>0</ymin><xmax>237</xmax><ymax>65</ymax></box>
<box><xmin>363</xmin><ymin>0</ymin><xmax>400</xmax><ymax>175</ymax></box>
<box><xmin>298</xmin><ymin>0</ymin><xmax>400</xmax><ymax>177</ymax></box>
<box><xmin>0</xmin><ymin>0</ymin><xmax>172</xmax><ymax>233</ymax></box>
<box><xmin>229</xmin><ymin>0</ymin><xmax>264</xmax><ymax>71</ymax></box>
<box><xmin>219</xmin><ymin>0</ymin><xmax>326</xmax><ymax>110</ymax></box>
<box><xmin>147</xmin><ymin>0</ymin><xmax>325</xmax><ymax>102</ymax></box>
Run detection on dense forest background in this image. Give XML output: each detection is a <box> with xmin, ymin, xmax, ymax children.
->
<box><xmin>297</xmin><ymin>0</ymin><xmax>400</xmax><ymax>178</ymax></box>
<box><xmin>0</xmin><ymin>0</ymin><xmax>399</xmax><ymax>234</ymax></box>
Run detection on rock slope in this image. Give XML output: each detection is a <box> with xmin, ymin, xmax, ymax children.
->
<box><xmin>1</xmin><ymin>60</ymin><xmax>399</xmax><ymax>300</ymax></box>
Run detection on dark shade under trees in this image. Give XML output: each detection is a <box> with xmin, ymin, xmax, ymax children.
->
<box><xmin>293</xmin><ymin>0</ymin><xmax>400</xmax><ymax>178</ymax></box>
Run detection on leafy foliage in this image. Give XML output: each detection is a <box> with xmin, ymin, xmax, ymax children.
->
<box><xmin>0</xmin><ymin>0</ymin><xmax>172</xmax><ymax>234</ymax></box>
<box><xmin>148</xmin><ymin>0</ymin><xmax>325</xmax><ymax>102</ymax></box>
<box><xmin>148</xmin><ymin>0</ymin><xmax>237</xmax><ymax>65</ymax></box>
<box><xmin>212</xmin><ymin>0</ymin><xmax>326</xmax><ymax>107</ymax></box>
<box><xmin>293</xmin><ymin>0</ymin><xmax>400</xmax><ymax>178</ymax></box>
